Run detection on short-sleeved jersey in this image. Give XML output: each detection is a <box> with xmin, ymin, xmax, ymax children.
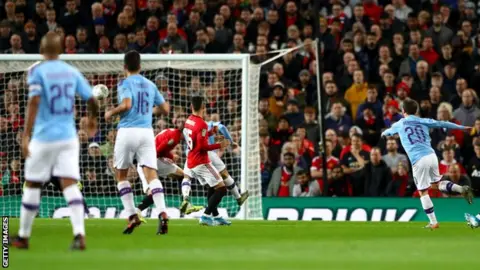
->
<box><xmin>382</xmin><ymin>115</ymin><xmax>466</xmax><ymax>165</ymax></box>
<box><xmin>117</xmin><ymin>74</ymin><xmax>165</xmax><ymax>129</ymax></box>
<box><xmin>27</xmin><ymin>60</ymin><xmax>92</xmax><ymax>142</ymax></box>
<box><xmin>183</xmin><ymin>114</ymin><xmax>221</xmax><ymax>168</ymax></box>
<box><xmin>155</xmin><ymin>128</ymin><xmax>182</xmax><ymax>159</ymax></box>
<box><xmin>310</xmin><ymin>156</ymin><xmax>340</xmax><ymax>179</ymax></box>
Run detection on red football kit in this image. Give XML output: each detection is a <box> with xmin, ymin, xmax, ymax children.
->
<box><xmin>184</xmin><ymin>114</ymin><xmax>220</xmax><ymax>169</ymax></box>
<box><xmin>155</xmin><ymin>128</ymin><xmax>182</xmax><ymax>160</ymax></box>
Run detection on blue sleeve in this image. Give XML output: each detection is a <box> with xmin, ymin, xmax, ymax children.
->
<box><xmin>381</xmin><ymin>123</ymin><xmax>399</xmax><ymax>137</ymax></box>
<box><xmin>218</xmin><ymin>124</ymin><xmax>233</xmax><ymax>143</ymax></box>
<box><xmin>75</xmin><ymin>70</ymin><xmax>93</xmax><ymax>101</ymax></box>
<box><xmin>27</xmin><ymin>65</ymin><xmax>42</xmax><ymax>98</ymax></box>
<box><xmin>118</xmin><ymin>81</ymin><xmax>132</xmax><ymax>101</ymax></box>
<box><xmin>153</xmin><ymin>84</ymin><xmax>165</xmax><ymax>106</ymax></box>
<box><xmin>419</xmin><ymin>118</ymin><xmax>466</xmax><ymax>130</ymax></box>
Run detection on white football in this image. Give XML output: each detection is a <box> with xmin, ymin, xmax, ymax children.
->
<box><xmin>93</xmin><ymin>84</ymin><xmax>109</xmax><ymax>99</ymax></box>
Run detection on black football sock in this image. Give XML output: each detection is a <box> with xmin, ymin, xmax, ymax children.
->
<box><xmin>204</xmin><ymin>186</ymin><xmax>226</xmax><ymax>216</ymax></box>
<box><xmin>83</xmin><ymin>199</ymin><xmax>90</xmax><ymax>215</ymax></box>
<box><xmin>207</xmin><ymin>187</ymin><xmax>215</xmax><ymax>200</ymax></box>
<box><xmin>137</xmin><ymin>194</ymin><xmax>154</xmax><ymax>211</ymax></box>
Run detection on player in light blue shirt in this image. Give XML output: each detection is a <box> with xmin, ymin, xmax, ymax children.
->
<box><xmin>105</xmin><ymin>51</ymin><xmax>170</xmax><ymax>235</ymax></box>
<box><xmin>381</xmin><ymin>99</ymin><xmax>473</xmax><ymax>229</ymax></box>
<box><xmin>12</xmin><ymin>32</ymin><xmax>99</xmax><ymax>250</ymax></box>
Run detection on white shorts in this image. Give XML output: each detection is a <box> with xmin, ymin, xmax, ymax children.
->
<box><xmin>208</xmin><ymin>151</ymin><xmax>226</xmax><ymax>172</ymax></box>
<box><xmin>114</xmin><ymin>128</ymin><xmax>157</xmax><ymax>170</ymax></box>
<box><xmin>25</xmin><ymin>138</ymin><xmax>80</xmax><ymax>182</ymax></box>
<box><xmin>412</xmin><ymin>153</ymin><xmax>442</xmax><ymax>191</ymax></box>
<box><xmin>137</xmin><ymin>158</ymin><xmax>181</xmax><ymax>193</ymax></box>
<box><xmin>190</xmin><ymin>163</ymin><xmax>222</xmax><ymax>187</ymax></box>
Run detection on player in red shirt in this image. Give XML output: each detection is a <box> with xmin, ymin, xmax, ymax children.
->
<box><xmin>135</xmin><ymin>128</ymin><xmax>203</xmax><ymax>220</ymax></box>
<box><xmin>183</xmin><ymin>96</ymin><xmax>230</xmax><ymax>226</ymax></box>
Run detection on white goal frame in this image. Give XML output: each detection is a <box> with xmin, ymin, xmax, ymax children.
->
<box><xmin>0</xmin><ymin>53</ymin><xmax>260</xmax><ymax>220</ymax></box>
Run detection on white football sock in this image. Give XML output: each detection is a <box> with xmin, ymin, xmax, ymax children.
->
<box><xmin>63</xmin><ymin>184</ymin><xmax>85</xmax><ymax>236</ymax></box>
<box><xmin>420</xmin><ymin>195</ymin><xmax>437</xmax><ymax>224</ymax></box>
<box><xmin>149</xmin><ymin>179</ymin><xmax>167</xmax><ymax>213</ymax></box>
<box><xmin>18</xmin><ymin>187</ymin><xmax>41</xmax><ymax>238</ymax></box>
<box><xmin>117</xmin><ymin>181</ymin><xmax>136</xmax><ymax>216</ymax></box>
<box><xmin>224</xmin><ymin>176</ymin><xmax>241</xmax><ymax>199</ymax></box>
<box><xmin>181</xmin><ymin>178</ymin><xmax>191</xmax><ymax>200</ymax></box>
<box><xmin>438</xmin><ymin>180</ymin><xmax>463</xmax><ymax>194</ymax></box>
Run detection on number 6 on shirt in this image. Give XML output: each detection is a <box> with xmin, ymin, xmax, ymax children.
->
<box><xmin>184</xmin><ymin>128</ymin><xmax>193</xmax><ymax>150</ymax></box>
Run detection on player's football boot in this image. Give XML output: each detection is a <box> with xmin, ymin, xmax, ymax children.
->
<box><xmin>70</xmin><ymin>234</ymin><xmax>86</xmax><ymax>251</ymax></box>
<box><xmin>213</xmin><ymin>216</ymin><xmax>232</xmax><ymax>226</ymax></box>
<box><xmin>123</xmin><ymin>213</ymin><xmax>142</xmax><ymax>234</ymax></box>
<box><xmin>461</xmin><ymin>186</ymin><xmax>474</xmax><ymax>204</ymax></box>
<box><xmin>237</xmin><ymin>191</ymin><xmax>250</xmax><ymax>206</ymax></box>
<box><xmin>136</xmin><ymin>209</ymin><xmax>147</xmax><ymax>224</ymax></box>
<box><xmin>10</xmin><ymin>236</ymin><xmax>29</xmax><ymax>249</ymax></box>
<box><xmin>185</xmin><ymin>205</ymin><xmax>204</xmax><ymax>215</ymax></box>
<box><xmin>157</xmin><ymin>212</ymin><xmax>169</xmax><ymax>235</ymax></box>
<box><xmin>423</xmin><ymin>223</ymin><xmax>440</xmax><ymax>230</ymax></box>
<box><xmin>465</xmin><ymin>213</ymin><xmax>479</xmax><ymax>229</ymax></box>
<box><xmin>179</xmin><ymin>199</ymin><xmax>190</xmax><ymax>216</ymax></box>
<box><xmin>199</xmin><ymin>215</ymin><xmax>214</xmax><ymax>226</ymax></box>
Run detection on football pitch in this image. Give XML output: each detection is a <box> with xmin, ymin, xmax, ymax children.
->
<box><xmin>6</xmin><ymin>219</ymin><xmax>480</xmax><ymax>270</ymax></box>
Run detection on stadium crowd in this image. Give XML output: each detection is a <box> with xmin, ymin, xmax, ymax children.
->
<box><xmin>0</xmin><ymin>0</ymin><xmax>479</xmax><ymax>199</ymax></box>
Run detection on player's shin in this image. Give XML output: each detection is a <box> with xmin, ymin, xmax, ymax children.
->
<box><xmin>223</xmin><ymin>175</ymin><xmax>241</xmax><ymax>199</ymax></box>
<box><xmin>438</xmin><ymin>180</ymin><xmax>463</xmax><ymax>194</ymax></box>
<box><xmin>18</xmin><ymin>186</ymin><xmax>41</xmax><ymax>238</ymax></box>
<box><xmin>63</xmin><ymin>184</ymin><xmax>86</xmax><ymax>236</ymax></box>
<box><xmin>149</xmin><ymin>179</ymin><xmax>167</xmax><ymax>213</ymax></box>
<box><xmin>204</xmin><ymin>186</ymin><xmax>227</xmax><ymax>216</ymax></box>
<box><xmin>420</xmin><ymin>194</ymin><xmax>438</xmax><ymax>225</ymax></box>
<box><xmin>137</xmin><ymin>194</ymin><xmax>154</xmax><ymax>211</ymax></box>
<box><xmin>117</xmin><ymin>181</ymin><xmax>136</xmax><ymax>216</ymax></box>
<box><xmin>181</xmin><ymin>177</ymin><xmax>192</xmax><ymax>200</ymax></box>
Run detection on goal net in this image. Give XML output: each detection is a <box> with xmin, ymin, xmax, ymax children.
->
<box><xmin>0</xmin><ymin>54</ymin><xmax>263</xmax><ymax>220</ymax></box>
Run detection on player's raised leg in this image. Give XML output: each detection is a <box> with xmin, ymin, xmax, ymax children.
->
<box><xmin>435</xmin><ymin>179</ymin><xmax>473</xmax><ymax>204</ymax></box>
<box><xmin>220</xmin><ymin>169</ymin><xmax>249</xmax><ymax>206</ymax></box>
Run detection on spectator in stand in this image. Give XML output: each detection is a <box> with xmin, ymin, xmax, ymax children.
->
<box><xmin>293</xmin><ymin>170</ymin><xmax>321</xmax><ymax>197</ymax></box>
<box><xmin>450</xmin><ymin>78</ymin><xmax>468</xmax><ymax>109</ymax></box>
<box><xmin>341</xmin><ymin>133</ymin><xmax>370</xmax><ymax>196</ymax></box>
<box><xmin>0</xmin><ymin>20</ymin><xmax>11</xmax><ymax>52</ymax></box>
<box><xmin>310</xmin><ymin>139</ymin><xmax>340</xmax><ymax>188</ymax></box>
<box><xmin>267</xmin><ymin>152</ymin><xmax>302</xmax><ymax>197</ymax></box>
<box><xmin>64</xmin><ymin>35</ymin><xmax>77</xmax><ymax>54</ymax></box>
<box><xmin>357</xmin><ymin>85</ymin><xmax>383</xmax><ymax>120</ymax></box>
<box><xmin>76</xmin><ymin>27</ymin><xmax>93</xmax><ymax>53</ymax></box>
<box><xmin>284</xmin><ymin>99</ymin><xmax>303</xmax><ymax>128</ymax></box>
<box><xmin>356</xmin><ymin>106</ymin><xmax>383</xmax><ymax>146</ymax></box>
<box><xmin>302</xmin><ymin>107</ymin><xmax>319</xmax><ymax>145</ymax></box>
<box><xmin>4</xmin><ymin>34</ymin><xmax>24</xmax><ymax>54</ymax></box>
<box><xmin>324</xmin><ymin>80</ymin><xmax>351</xmax><ymax>117</ymax></box>
<box><xmin>325</xmin><ymin>101</ymin><xmax>352</xmax><ymax>134</ymax></box>
<box><xmin>399</xmin><ymin>43</ymin><xmax>422</xmax><ymax>78</ymax></box>
<box><xmin>439</xmin><ymin>147</ymin><xmax>466</xmax><ymax>176</ymax></box>
<box><xmin>387</xmin><ymin>161</ymin><xmax>410</xmax><ymax>197</ymax></box>
<box><xmin>384</xmin><ymin>99</ymin><xmax>403</xmax><ymax>128</ymax></box>
<box><xmin>100</xmin><ymin>130</ymin><xmax>116</xmax><ymax>158</ymax></box>
<box><xmin>260</xmin><ymin>143</ymin><xmax>274</xmax><ymax>197</ymax></box>
<box><xmin>61</xmin><ymin>0</ymin><xmax>83</xmax><ymax>35</ymax></box>
<box><xmin>344</xmin><ymin>70</ymin><xmax>368</xmax><ymax>120</ymax></box>
<box><xmin>467</xmin><ymin>142</ymin><xmax>480</xmax><ymax>196</ymax></box>
<box><xmin>363</xmin><ymin>147</ymin><xmax>391</xmax><ymax>197</ymax></box>
<box><xmin>411</xmin><ymin>60</ymin><xmax>431</xmax><ymax>101</ymax></box>
<box><xmin>259</xmin><ymin>98</ymin><xmax>278</xmax><ymax>131</ymax></box>
<box><xmin>268</xmin><ymin>82</ymin><xmax>287</xmax><ymax>118</ymax></box>
<box><xmin>431</xmin><ymin>102</ymin><xmax>465</xmax><ymax>147</ymax></box>
<box><xmin>383</xmin><ymin>137</ymin><xmax>408</xmax><ymax>173</ymax></box>
<box><xmin>112</xmin><ymin>33</ymin><xmax>128</xmax><ymax>53</ymax></box>
<box><xmin>427</xmin><ymin>12</ymin><xmax>454</xmax><ymax>48</ymax></box>
<box><xmin>453</xmin><ymin>88</ymin><xmax>480</xmax><ymax>127</ymax></box>
<box><xmin>83</xmin><ymin>142</ymin><xmax>107</xmax><ymax>176</ymax></box>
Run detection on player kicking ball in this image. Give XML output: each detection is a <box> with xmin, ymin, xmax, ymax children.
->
<box><xmin>382</xmin><ymin>98</ymin><xmax>474</xmax><ymax>230</ymax></box>
<box><xmin>11</xmin><ymin>32</ymin><xmax>99</xmax><ymax>250</ymax></box>
<box><xmin>105</xmin><ymin>51</ymin><xmax>170</xmax><ymax>235</ymax></box>
<box><xmin>135</xmin><ymin>128</ymin><xmax>203</xmax><ymax>221</ymax></box>
<box><xmin>183</xmin><ymin>96</ymin><xmax>231</xmax><ymax>226</ymax></box>
<box><xmin>179</xmin><ymin>120</ymin><xmax>249</xmax><ymax>218</ymax></box>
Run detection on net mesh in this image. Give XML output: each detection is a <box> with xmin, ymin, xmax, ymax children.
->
<box><xmin>0</xmin><ymin>55</ymin><xmax>262</xmax><ymax>220</ymax></box>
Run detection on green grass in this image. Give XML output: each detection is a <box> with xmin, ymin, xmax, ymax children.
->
<box><xmin>6</xmin><ymin>219</ymin><xmax>480</xmax><ymax>270</ymax></box>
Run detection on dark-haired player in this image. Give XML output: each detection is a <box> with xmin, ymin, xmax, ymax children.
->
<box><xmin>135</xmin><ymin>128</ymin><xmax>203</xmax><ymax>220</ymax></box>
<box><xmin>105</xmin><ymin>50</ymin><xmax>170</xmax><ymax>235</ymax></box>
<box><xmin>183</xmin><ymin>96</ymin><xmax>230</xmax><ymax>226</ymax></box>
<box><xmin>381</xmin><ymin>98</ymin><xmax>473</xmax><ymax>229</ymax></box>
<box><xmin>11</xmin><ymin>32</ymin><xmax>99</xmax><ymax>250</ymax></box>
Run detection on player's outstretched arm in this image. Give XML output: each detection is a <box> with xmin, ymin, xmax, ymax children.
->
<box><xmin>153</xmin><ymin>103</ymin><xmax>169</xmax><ymax>116</ymax></box>
<box><xmin>422</xmin><ymin>118</ymin><xmax>470</xmax><ymax>130</ymax></box>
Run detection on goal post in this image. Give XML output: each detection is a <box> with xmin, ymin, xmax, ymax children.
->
<box><xmin>0</xmin><ymin>53</ymin><xmax>263</xmax><ymax>220</ymax></box>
